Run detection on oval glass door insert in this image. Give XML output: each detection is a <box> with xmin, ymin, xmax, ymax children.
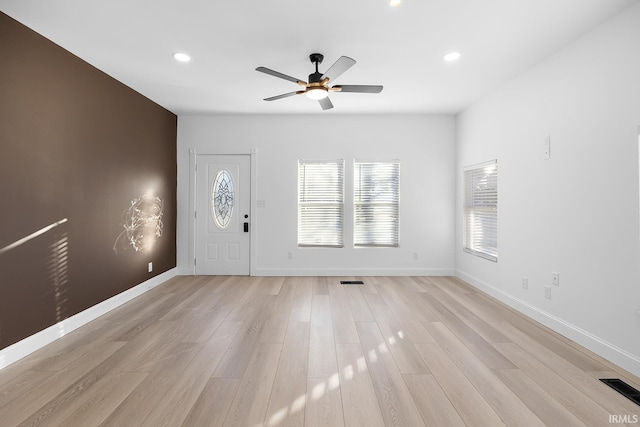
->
<box><xmin>211</xmin><ymin>169</ymin><xmax>234</xmax><ymax>229</ymax></box>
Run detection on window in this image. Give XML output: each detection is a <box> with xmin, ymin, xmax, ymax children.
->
<box><xmin>354</xmin><ymin>161</ymin><xmax>400</xmax><ymax>247</ymax></box>
<box><xmin>463</xmin><ymin>160</ymin><xmax>498</xmax><ymax>261</ymax></box>
<box><xmin>298</xmin><ymin>160</ymin><xmax>344</xmax><ymax>247</ymax></box>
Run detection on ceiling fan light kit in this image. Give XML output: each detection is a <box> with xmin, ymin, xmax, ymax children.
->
<box><xmin>172</xmin><ymin>52</ymin><xmax>191</xmax><ymax>62</ymax></box>
<box><xmin>306</xmin><ymin>87</ymin><xmax>328</xmax><ymax>100</ymax></box>
<box><xmin>256</xmin><ymin>53</ymin><xmax>383</xmax><ymax>110</ymax></box>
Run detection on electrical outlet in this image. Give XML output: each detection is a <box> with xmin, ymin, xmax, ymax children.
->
<box><xmin>413</xmin><ymin>252</ymin><xmax>418</xmax><ymax>260</ymax></box>
<box><xmin>148</xmin><ymin>262</ymin><xmax>153</xmax><ymax>272</ymax></box>
<box><xmin>544</xmin><ymin>286</ymin><xmax>551</xmax><ymax>299</ymax></box>
<box><xmin>287</xmin><ymin>251</ymin><xmax>292</xmax><ymax>260</ymax></box>
<box><xmin>552</xmin><ymin>272</ymin><xmax>559</xmax><ymax>286</ymax></box>
<box><xmin>522</xmin><ymin>277</ymin><xmax>528</xmax><ymax>289</ymax></box>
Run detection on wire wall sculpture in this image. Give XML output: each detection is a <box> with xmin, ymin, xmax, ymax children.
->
<box><xmin>113</xmin><ymin>193</ymin><xmax>164</xmax><ymax>255</ymax></box>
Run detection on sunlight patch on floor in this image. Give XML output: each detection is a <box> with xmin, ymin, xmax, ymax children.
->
<box><xmin>266</xmin><ymin>407</ymin><xmax>288</xmax><ymax>427</ymax></box>
<box><xmin>327</xmin><ymin>373</ymin><xmax>340</xmax><ymax>391</ymax></box>
<box><xmin>343</xmin><ymin>364</ymin><xmax>354</xmax><ymax>381</ymax></box>
<box><xmin>261</xmin><ymin>328</ymin><xmax>408</xmax><ymax>425</ymax></box>
<box><xmin>311</xmin><ymin>381</ymin><xmax>326</xmax><ymax>400</ymax></box>
<box><xmin>291</xmin><ymin>394</ymin><xmax>306</xmax><ymax>413</ymax></box>
<box><xmin>357</xmin><ymin>356</ymin><xmax>367</xmax><ymax>373</ymax></box>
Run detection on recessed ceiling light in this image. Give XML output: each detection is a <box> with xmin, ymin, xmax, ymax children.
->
<box><xmin>444</xmin><ymin>52</ymin><xmax>461</xmax><ymax>62</ymax></box>
<box><xmin>172</xmin><ymin>52</ymin><xmax>191</xmax><ymax>63</ymax></box>
<box><xmin>389</xmin><ymin>0</ymin><xmax>401</xmax><ymax>7</ymax></box>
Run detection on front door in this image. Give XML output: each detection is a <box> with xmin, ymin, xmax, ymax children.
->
<box><xmin>195</xmin><ymin>154</ymin><xmax>250</xmax><ymax>275</ymax></box>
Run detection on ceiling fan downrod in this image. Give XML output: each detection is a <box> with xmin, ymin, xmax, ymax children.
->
<box><xmin>308</xmin><ymin>53</ymin><xmax>324</xmax><ymax>83</ymax></box>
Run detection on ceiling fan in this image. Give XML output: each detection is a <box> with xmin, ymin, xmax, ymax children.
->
<box><xmin>256</xmin><ymin>53</ymin><xmax>383</xmax><ymax>110</ymax></box>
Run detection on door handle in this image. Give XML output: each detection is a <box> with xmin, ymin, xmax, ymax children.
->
<box><xmin>244</xmin><ymin>222</ymin><xmax>249</xmax><ymax>232</ymax></box>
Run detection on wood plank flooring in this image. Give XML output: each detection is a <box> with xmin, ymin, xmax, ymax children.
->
<box><xmin>1</xmin><ymin>275</ymin><xmax>639</xmax><ymax>426</ymax></box>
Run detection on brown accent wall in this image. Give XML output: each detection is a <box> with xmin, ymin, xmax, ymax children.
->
<box><xmin>0</xmin><ymin>12</ymin><xmax>177</xmax><ymax>349</ymax></box>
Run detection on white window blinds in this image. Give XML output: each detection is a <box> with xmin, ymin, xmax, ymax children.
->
<box><xmin>354</xmin><ymin>161</ymin><xmax>400</xmax><ymax>247</ymax></box>
<box><xmin>463</xmin><ymin>160</ymin><xmax>498</xmax><ymax>262</ymax></box>
<box><xmin>298</xmin><ymin>160</ymin><xmax>344</xmax><ymax>247</ymax></box>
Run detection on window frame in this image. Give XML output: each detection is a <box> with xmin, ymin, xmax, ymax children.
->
<box><xmin>463</xmin><ymin>159</ymin><xmax>498</xmax><ymax>262</ymax></box>
<box><xmin>297</xmin><ymin>159</ymin><xmax>345</xmax><ymax>248</ymax></box>
<box><xmin>353</xmin><ymin>160</ymin><xmax>400</xmax><ymax>248</ymax></box>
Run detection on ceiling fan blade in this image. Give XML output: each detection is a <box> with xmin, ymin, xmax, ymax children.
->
<box><xmin>318</xmin><ymin>97</ymin><xmax>334</xmax><ymax>110</ymax></box>
<box><xmin>264</xmin><ymin>91</ymin><xmax>301</xmax><ymax>101</ymax></box>
<box><xmin>256</xmin><ymin>67</ymin><xmax>307</xmax><ymax>85</ymax></box>
<box><xmin>333</xmin><ymin>85</ymin><xmax>383</xmax><ymax>93</ymax></box>
<box><xmin>321</xmin><ymin>56</ymin><xmax>356</xmax><ymax>82</ymax></box>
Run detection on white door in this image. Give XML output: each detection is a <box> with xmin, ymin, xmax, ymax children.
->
<box><xmin>195</xmin><ymin>154</ymin><xmax>250</xmax><ymax>275</ymax></box>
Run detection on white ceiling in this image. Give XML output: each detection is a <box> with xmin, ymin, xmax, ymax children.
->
<box><xmin>1</xmin><ymin>0</ymin><xmax>637</xmax><ymax>115</ymax></box>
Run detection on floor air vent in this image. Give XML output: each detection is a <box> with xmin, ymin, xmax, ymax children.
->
<box><xmin>600</xmin><ymin>379</ymin><xmax>640</xmax><ymax>406</ymax></box>
<box><xmin>340</xmin><ymin>280</ymin><xmax>364</xmax><ymax>285</ymax></box>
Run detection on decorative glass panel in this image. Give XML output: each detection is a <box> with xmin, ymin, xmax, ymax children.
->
<box><xmin>212</xmin><ymin>169</ymin><xmax>234</xmax><ymax>229</ymax></box>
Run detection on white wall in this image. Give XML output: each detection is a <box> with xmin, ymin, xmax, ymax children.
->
<box><xmin>178</xmin><ymin>114</ymin><xmax>456</xmax><ymax>276</ymax></box>
<box><xmin>456</xmin><ymin>4</ymin><xmax>640</xmax><ymax>375</ymax></box>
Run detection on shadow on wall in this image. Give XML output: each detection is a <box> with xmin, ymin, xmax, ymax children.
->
<box><xmin>0</xmin><ymin>189</ymin><xmax>165</xmax><ymax>349</ymax></box>
<box><xmin>0</xmin><ymin>218</ymin><xmax>68</xmax><ymax>257</ymax></box>
<box><xmin>49</xmin><ymin>227</ymin><xmax>69</xmax><ymax>324</ymax></box>
<box><xmin>0</xmin><ymin>218</ymin><xmax>70</xmax><ymax>341</ymax></box>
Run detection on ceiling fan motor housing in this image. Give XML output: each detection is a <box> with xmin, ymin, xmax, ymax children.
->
<box><xmin>308</xmin><ymin>71</ymin><xmax>324</xmax><ymax>83</ymax></box>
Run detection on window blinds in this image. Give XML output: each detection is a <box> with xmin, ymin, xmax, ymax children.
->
<box><xmin>298</xmin><ymin>160</ymin><xmax>344</xmax><ymax>247</ymax></box>
<box><xmin>463</xmin><ymin>160</ymin><xmax>498</xmax><ymax>262</ymax></box>
<box><xmin>354</xmin><ymin>161</ymin><xmax>400</xmax><ymax>247</ymax></box>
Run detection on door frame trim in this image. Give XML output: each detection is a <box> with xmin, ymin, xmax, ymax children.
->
<box><xmin>189</xmin><ymin>148</ymin><xmax>257</xmax><ymax>275</ymax></box>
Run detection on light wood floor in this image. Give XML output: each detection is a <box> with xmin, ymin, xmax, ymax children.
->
<box><xmin>1</xmin><ymin>276</ymin><xmax>639</xmax><ymax>426</ymax></box>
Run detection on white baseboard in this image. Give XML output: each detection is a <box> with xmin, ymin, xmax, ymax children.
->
<box><xmin>0</xmin><ymin>268</ymin><xmax>179</xmax><ymax>371</ymax></box>
<box><xmin>252</xmin><ymin>267</ymin><xmax>456</xmax><ymax>277</ymax></box>
<box><xmin>176</xmin><ymin>266</ymin><xmax>193</xmax><ymax>275</ymax></box>
<box><xmin>456</xmin><ymin>269</ymin><xmax>640</xmax><ymax>378</ymax></box>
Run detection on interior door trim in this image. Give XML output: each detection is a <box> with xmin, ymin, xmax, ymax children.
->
<box><xmin>189</xmin><ymin>148</ymin><xmax>257</xmax><ymax>275</ymax></box>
